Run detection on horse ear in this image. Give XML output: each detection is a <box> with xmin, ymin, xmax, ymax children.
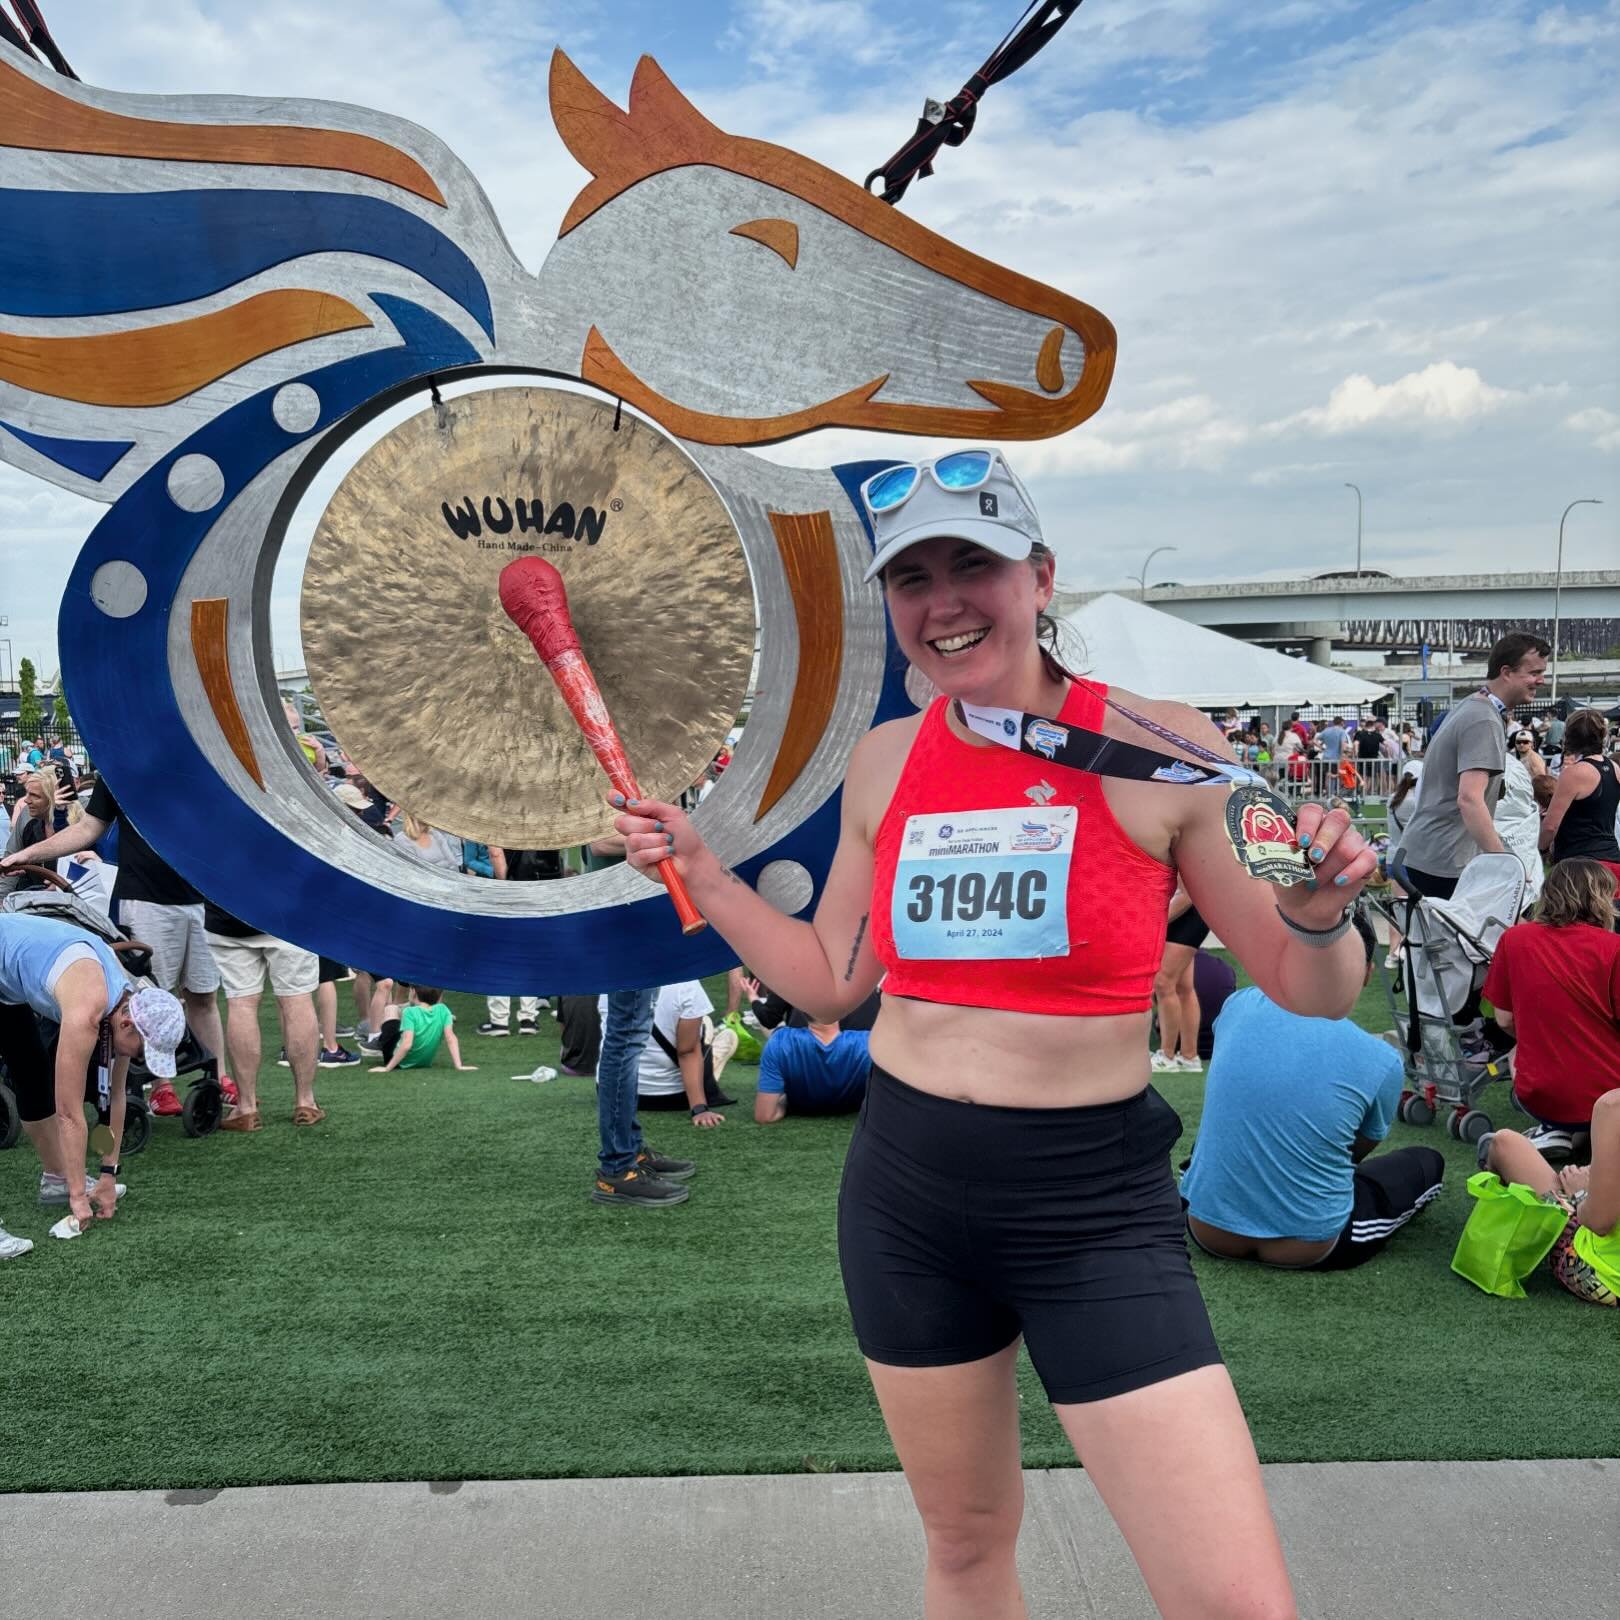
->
<box><xmin>549</xmin><ymin>49</ymin><xmax>631</xmax><ymax>179</ymax></box>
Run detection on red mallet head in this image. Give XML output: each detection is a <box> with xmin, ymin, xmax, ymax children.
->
<box><xmin>498</xmin><ymin>556</ymin><xmax>579</xmax><ymax>667</ymax></box>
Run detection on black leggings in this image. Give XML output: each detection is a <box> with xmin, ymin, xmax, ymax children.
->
<box><xmin>838</xmin><ymin>1064</ymin><xmax>1224</xmax><ymax>1405</ymax></box>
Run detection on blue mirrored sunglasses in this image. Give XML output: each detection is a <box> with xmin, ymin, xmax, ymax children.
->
<box><xmin>861</xmin><ymin>450</ymin><xmax>997</xmax><ymax>516</ymax></box>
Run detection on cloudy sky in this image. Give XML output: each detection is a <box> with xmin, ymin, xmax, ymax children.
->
<box><xmin>2</xmin><ymin>0</ymin><xmax>1616</xmax><ymax>679</ymax></box>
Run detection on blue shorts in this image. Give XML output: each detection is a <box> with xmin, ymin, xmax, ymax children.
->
<box><xmin>838</xmin><ymin>1064</ymin><xmax>1224</xmax><ymax>1404</ymax></box>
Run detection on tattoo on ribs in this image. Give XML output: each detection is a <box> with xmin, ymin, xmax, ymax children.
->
<box><xmin>844</xmin><ymin>915</ymin><xmax>869</xmax><ymax>981</ymax></box>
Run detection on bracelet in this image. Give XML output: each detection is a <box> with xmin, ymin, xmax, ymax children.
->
<box><xmin>99</xmin><ymin>1163</ymin><xmax>119</xmax><ymax>1176</ymax></box>
<box><xmin>1275</xmin><ymin>903</ymin><xmax>1353</xmax><ymax>948</ymax></box>
<box><xmin>691</xmin><ymin>1103</ymin><xmax>713</xmax><ymax>1116</ymax></box>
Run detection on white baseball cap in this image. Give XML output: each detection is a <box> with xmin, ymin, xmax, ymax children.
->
<box><xmin>129</xmin><ymin>986</ymin><xmax>185</xmax><ymax>1078</ymax></box>
<box><xmin>860</xmin><ymin>449</ymin><xmax>1043</xmax><ymax>583</ymax></box>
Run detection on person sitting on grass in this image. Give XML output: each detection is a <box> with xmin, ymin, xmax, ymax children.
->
<box><xmin>754</xmin><ymin>1014</ymin><xmax>871</xmax><ymax>1125</ymax></box>
<box><xmin>1484</xmin><ymin>1088</ymin><xmax>1620</xmax><ymax>1308</ymax></box>
<box><xmin>368</xmin><ymin>986</ymin><xmax>475</xmax><ymax>1075</ymax></box>
<box><xmin>1181</xmin><ymin>911</ymin><xmax>1446</xmax><ymax>1270</ymax></box>
<box><xmin>1480</xmin><ymin>858</ymin><xmax>1620</xmax><ymax>1160</ymax></box>
<box><xmin>626</xmin><ymin>978</ymin><xmax>736</xmax><ymax>1125</ymax></box>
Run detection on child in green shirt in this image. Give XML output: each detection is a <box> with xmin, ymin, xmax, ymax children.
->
<box><xmin>371</xmin><ymin>986</ymin><xmax>476</xmax><ymax>1074</ymax></box>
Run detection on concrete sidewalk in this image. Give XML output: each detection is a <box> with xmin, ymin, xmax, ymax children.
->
<box><xmin>7</xmin><ymin>1460</ymin><xmax>1615</xmax><ymax>1618</ymax></box>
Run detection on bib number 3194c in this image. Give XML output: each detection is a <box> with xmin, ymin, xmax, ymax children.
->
<box><xmin>891</xmin><ymin>806</ymin><xmax>1076</xmax><ymax>960</ymax></box>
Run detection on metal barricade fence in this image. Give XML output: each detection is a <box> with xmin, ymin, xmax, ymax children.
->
<box><xmin>1261</xmin><ymin>756</ymin><xmax>1405</xmax><ymax>805</ymax></box>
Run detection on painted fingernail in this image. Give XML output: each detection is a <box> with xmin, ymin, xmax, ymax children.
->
<box><xmin>626</xmin><ymin>798</ymin><xmax>639</xmax><ymax>807</ymax></box>
<box><xmin>666</xmin><ymin>834</ymin><xmax>675</xmax><ymax>847</ymax></box>
<box><xmin>1310</xmin><ymin>846</ymin><xmax>1326</xmax><ymax>863</ymax></box>
<box><xmin>610</xmin><ymin>793</ymin><xmax>624</xmax><ymax>806</ymax></box>
<box><xmin>654</xmin><ymin>820</ymin><xmax>664</xmax><ymax>832</ymax></box>
<box><xmin>1306</xmin><ymin>877</ymin><xmax>1319</xmax><ymax>891</ymax></box>
<box><xmin>1298</xmin><ymin>835</ymin><xmax>1311</xmax><ymax>850</ymax></box>
<box><xmin>1334</xmin><ymin>874</ymin><xmax>1348</xmax><ymax>886</ymax></box>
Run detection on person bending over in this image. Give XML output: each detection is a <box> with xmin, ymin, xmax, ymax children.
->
<box><xmin>1485</xmin><ymin>1087</ymin><xmax>1620</xmax><ymax>1307</ymax></box>
<box><xmin>755</xmin><ymin>1016</ymin><xmax>871</xmax><ymax>1124</ymax></box>
<box><xmin>1481</xmin><ymin>858</ymin><xmax>1620</xmax><ymax>1158</ymax></box>
<box><xmin>610</xmin><ymin>447</ymin><xmax>1380</xmax><ymax>1620</ymax></box>
<box><xmin>1182</xmin><ymin>913</ymin><xmax>1444</xmax><ymax>1269</ymax></box>
<box><xmin>369</xmin><ymin>986</ymin><xmax>475</xmax><ymax>1075</ymax></box>
<box><xmin>0</xmin><ymin>914</ymin><xmax>182</xmax><ymax>1246</ymax></box>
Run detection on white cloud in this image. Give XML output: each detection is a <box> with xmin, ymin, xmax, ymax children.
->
<box><xmin>1565</xmin><ymin>406</ymin><xmax>1620</xmax><ymax>451</ymax></box>
<box><xmin>1285</xmin><ymin>362</ymin><xmax>1519</xmax><ymax>434</ymax></box>
<box><xmin>1533</xmin><ymin>2</ymin><xmax>1620</xmax><ymax>47</ymax></box>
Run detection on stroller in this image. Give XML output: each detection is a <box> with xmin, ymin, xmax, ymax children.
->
<box><xmin>1372</xmin><ymin>852</ymin><xmax>1526</xmax><ymax>1145</ymax></box>
<box><xmin>0</xmin><ymin>867</ymin><xmax>225</xmax><ymax>1154</ymax></box>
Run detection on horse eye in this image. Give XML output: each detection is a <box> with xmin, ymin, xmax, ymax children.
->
<box><xmin>730</xmin><ymin>219</ymin><xmax>799</xmax><ymax>269</ymax></box>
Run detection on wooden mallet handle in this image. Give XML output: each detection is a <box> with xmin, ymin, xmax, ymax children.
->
<box><xmin>498</xmin><ymin>557</ymin><xmax>706</xmax><ymax>936</ymax></box>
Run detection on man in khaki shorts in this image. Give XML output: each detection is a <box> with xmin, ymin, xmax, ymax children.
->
<box><xmin>203</xmin><ymin>899</ymin><xmax>324</xmax><ymax>1130</ymax></box>
<box><xmin>0</xmin><ymin>778</ymin><xmax>227</xmax><ymax>1113</ymax></box>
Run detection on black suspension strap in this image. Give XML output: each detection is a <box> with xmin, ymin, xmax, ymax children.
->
<box><xmin>864</xmin><ymin>1</ymin><xmax>1084</xmax><ymax>206</ymax></box>
<box><xmin>2</xmin><ymin>0</ymin><xmax>77</xmax><ymax>78</ymax></box>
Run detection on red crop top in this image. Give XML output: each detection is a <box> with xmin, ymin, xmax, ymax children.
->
<box><xmin>870</xmin><ymin>679</ymin><xmax>1175</xmax><ymax>1016</ymax></box>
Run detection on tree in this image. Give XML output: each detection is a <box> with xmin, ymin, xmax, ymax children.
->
<box><xmin>17</xmin><ymin>657</ymin><xmax>41</xmax><ymax>739</ymax></box>
<box><xmin>53</xmin><ymin>673</ymin><xmax>71</xmax><ymax>737</ymax></box>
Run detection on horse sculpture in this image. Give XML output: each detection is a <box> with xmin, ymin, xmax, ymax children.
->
<box><xmin>0</xmin><ymin>41</ymin><xmax>1116</xmax><ymax>988</ymax></box>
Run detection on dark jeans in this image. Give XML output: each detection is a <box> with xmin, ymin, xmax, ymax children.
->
<box><xmin>596</xmin><ymin>988</ymin><xmax>654</xmax><ymax>1176</ymax></box>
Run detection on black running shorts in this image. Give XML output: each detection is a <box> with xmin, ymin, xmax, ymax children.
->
<box><xmin>1165</xmin><ymin>904</ymin><xmax>1210</xmax><ymax>950</ymax></box>
<box><xmin>838</xmin><ymin>1064</ymin><xmax>1224</xmax><ymax>1405</ymax></box>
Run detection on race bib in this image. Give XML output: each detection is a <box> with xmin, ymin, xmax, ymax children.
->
<box><xmin>891</xmin><ymin>806</ymin><xmax>1076</xmax><ymax>960</ymax></box>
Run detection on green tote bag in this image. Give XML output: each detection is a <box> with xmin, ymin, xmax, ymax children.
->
<box><xmin>1451</xmin><ymin>1171</ymin><xmax>1570</xmax><ymax>1299</ymax></box>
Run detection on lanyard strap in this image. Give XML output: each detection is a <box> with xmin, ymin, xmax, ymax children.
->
<box><xmin>957</xmin><ymin>700</ymin><xmax>1260</xmax><ymax>788</ymax></box>
<box><xmin>93</xmin><ymin>1015</ymin><xmax>113</xmax><ymax>1123</ymax></box>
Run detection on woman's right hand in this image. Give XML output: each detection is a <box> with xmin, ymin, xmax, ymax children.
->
<box><xmin>610</xmin><ymin>794</ymin><xmax>717</xmax><ymax>883</ymax></box>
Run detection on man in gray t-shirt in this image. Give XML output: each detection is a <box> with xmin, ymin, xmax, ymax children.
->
<box><xmin>1395</xmin><ymin>633</ymin><xmax>1549</xmax><ymax>896</ymax></box>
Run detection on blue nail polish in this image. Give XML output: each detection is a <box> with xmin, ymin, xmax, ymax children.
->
<box><xmin>1310</xmin><ymin>846</ymin><xmax>1326</xmax><ymax>863</ymax></box>
<box><xmin>1298</xmin><ymin>835</ymin><xmax>1311</xmax><ymax>850</ymax></box>
<box><xmin>654</xmin><ymin>820</ymin><xmax>664</xmax><ymax>832</ymax></box>
<box><xmin>1306</xmin><ymin>877</ymin><xmax>1319</xmax><ymax>891</ymax></box>
<box><xmin>610</xmin><ymin>793</ymin><xmax>624</xmax><ymax>806</ymax></box>
<box><xmin>627</xmin><ymin>798</ymin><xmax>639</xmax><ymax>807</ymax></box>
<box><xmin>1334</xmin><ymin>873</ymin><xmax>1348</xmax><ymax>886</ymax></box>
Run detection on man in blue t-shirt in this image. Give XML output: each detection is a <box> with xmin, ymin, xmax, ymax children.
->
<box><xmin>1180</xmin><ymin>913</ymin><xmax>1445</xmax><ymax>1269</ymax></box>
<box><xmin>754</xmin><ymin>1017</ymin><xmax>871</xmax><ymax>1123</ymax></box>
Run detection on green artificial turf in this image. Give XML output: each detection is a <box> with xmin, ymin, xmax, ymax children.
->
<box><xmin>1</xmin><ymin>968</ymin><xmax>1615</xmax><ymax>1495</ymax></box>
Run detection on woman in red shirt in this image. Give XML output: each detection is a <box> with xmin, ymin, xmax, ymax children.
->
<box><xmin>1484</xmin><ymin>859</ymin><xmax>1620</xmax><ymax>1136</ymax></box>
<box><xmin>614</xmin><ymin>450</ymin><xmax>1376</xmax><ymax>1619</ymax></box>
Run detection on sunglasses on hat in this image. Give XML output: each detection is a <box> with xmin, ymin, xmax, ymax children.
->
<box><xmin>860</xmin><ymin>449</ymin><xmax>1031</xmax><ymax>520</ymax></box>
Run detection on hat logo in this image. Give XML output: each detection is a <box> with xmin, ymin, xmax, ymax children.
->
<box><xmin>979</xmin><ymin>491</ymin><xmax>999</xmax><ymax>517</ymax></box>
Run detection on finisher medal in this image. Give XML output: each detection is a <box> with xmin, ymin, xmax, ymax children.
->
<box><xmin>1222</xmin><ymin>785</ymin><xmax>1311</xmax><ymax>887</ymax></box>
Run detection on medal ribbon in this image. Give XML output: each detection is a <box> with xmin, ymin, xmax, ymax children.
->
<box><xmin>94</xmin><ymin>1015</ymin><xmax>113</xmax><ymax>1126</ymax></box>
<box><xmin>957</xmin><ymin>701</ymin><xmax>1261</xmax><ymax>788</ymax></box>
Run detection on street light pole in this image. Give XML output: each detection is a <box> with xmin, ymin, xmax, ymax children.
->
<box><xmin>1552</xmin><ymin>497</ymin><xmax>1602</xmax><ymax>702</ymax></box>
<box><xmin>1343</xmin><ymin>483</ymin><xmax>1362</xmax><ymax>579</ymax></box>
<box><xmin>1138</xmin><ymin>546</ymin><xmax>1177</xmax><ymax>597</ymax></box>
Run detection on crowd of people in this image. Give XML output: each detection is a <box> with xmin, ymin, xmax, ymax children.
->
<box><xmin>3</xmin><ymin>512</ymin><xmax>1617</xmax><ymax>1615</ymax></box>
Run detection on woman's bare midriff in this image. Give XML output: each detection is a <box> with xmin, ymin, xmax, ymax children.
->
<box><xmin>868</xmin><ymin>993</ymin><xmax>1155</xmax><ymax>1108</ymax></box>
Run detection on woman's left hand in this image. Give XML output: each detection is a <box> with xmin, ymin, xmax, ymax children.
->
<box><xmin>1278</xmin><ymin>801</ymin><xmax>1379</xmax><ymax>927</ymax></box>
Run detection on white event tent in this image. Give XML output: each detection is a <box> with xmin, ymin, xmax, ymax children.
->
<box><xmin>1054</xmin><ymin>593</ymin><xmax>1391</xmax><ymax>708</ymax></box>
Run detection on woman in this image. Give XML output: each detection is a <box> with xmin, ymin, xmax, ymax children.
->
<box><xmin>1510</xmin><ymin>728</ymin><xmax>1546</xmax><ymax>779</ymax></box>
<box><xmin>1482</xmin><ymin>859</ymin><xmax>1620</xmax><ymax>1143</ymax></box>
<box><xmin>0</xmin><ymin>768</ymin><xmax>87</xmax><ymax>895</ymax></box>
<box><xmin>1484</xmin><ymin>1086</ymin><xmax>1619</xmax><ymax>1308</ymax></box>
<box><xmin>392</xmin><ymin>813</ymin><xmax>463</xmax><ymax>872</ymax></box>
<box><xmin>613</xmin><ymin>449</ymin><xmax>1375</xmax><ymax>1619</ymax></box>
<box><xmin>1540</xmin><ymin>710</ymin><xmax>1620</xmax><ymax>890</ymax></box>
<box><xmin>1151</xmin><ymin>880</ymin><xmax>1208</xmax><ymax>1073</ymax></box>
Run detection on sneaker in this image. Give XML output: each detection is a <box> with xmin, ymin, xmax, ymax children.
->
<box><xmin>0</xmin><ymin>1225</ymin><xmax>34</xmax><ymax>1260</ymax></box>
<box><xmin>318</xmin><ymin>1046</ymin><xmax>361</xmax><ymax>1068</ymax></box>
<box><xmin>334</xmin><ymin>1023</ymin><xmax>357</xmax><ymax>1040</ymax></box>
<box><xmin>637</xmin><ymin>1144</ymin><xmax>696</xmax><ymax>1182</ymax></box>
<box><xmin>275</xmin><ymin>1046</ymin><xmax>290</xmax><ymax>1068</ymax></box>
<box><xmin>590</xmin><ymin>1167</ymin><xmax>690</xmax><ymax>1207</ymax></box>
<box><xmin>1383</xmin><ymin>950</ymin><xmax>1401</xmax><ymax>970</ymax></box>
<box><xmin>517</xmin><ymin>1019</ymin><xmax>539</xmax><ymax>1036</ymax></box>
<box><xmin>220</xmin><ymin>1075</ymin><xmax>239</xmax><ymax>1106</ymax></box>
<box><xmin>1149</xmin><ymin>1051</ymin><xmax>1178</xmax><ymax>1073</ymax></box>
<box><xmin>39</xmin><ymin>1173</ymin><xmax>127</xmax><ymax>1206</ymax></box>
<box><xmin>1523</xmin><ymin>1124</ymin><xmax>1578</xmax><ymax>1159</ymax></box>
<box><xmin>149</xmin><ymin>1081</ymin><xmax>182</xmax><ymax>1116</ymax></box>
<box><xmin>1173</xmin><ymin>1055</ymin><xmax>1204</xmax><ymax>1073</ymax></box>
<box><xmin>741</xmin><ymin>1010</ymin><xmax>761</xmax><ymax>1028</ymax></box>
<box><xmin>477</xmin><ymin>1021</ymin><xmax>509</xmax><ymax>1037</ymax></box>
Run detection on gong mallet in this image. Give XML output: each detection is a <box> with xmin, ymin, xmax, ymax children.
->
<box><xmin>498</xmin><ymin>556</ymin><xmax>706</xmax><ymax>936</ymax></box>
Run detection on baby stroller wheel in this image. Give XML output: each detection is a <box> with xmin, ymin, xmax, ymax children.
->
<box><xmin>122</xmin><ymin>1095</ymin><xmax>152</xmax><ymax>1157</ymax></box>
<box><xmin>182</xmin><ymin>1079</ymin><xmax>223</xmax><ymax>1138</ymax></box>
<box><xmin>0</xmin><ymin>1080</ymin><xmax>19</xmax><ymax>1150</ymax></box>
<box><xmin>1400</xmin><ymin>1093</ymin><xmax>1434</xmax><ymax>1127</ymax></box>
<box><xmin>1452</xmin><ymin>1108</ymin><xmax>1492</xmax><ymax>1145</ymax></box>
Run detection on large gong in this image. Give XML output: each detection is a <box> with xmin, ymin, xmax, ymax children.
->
<box><xmin>302</xmin><ymin>387</ymin><xmax>756</xmax><ymax>850</ymax></box>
